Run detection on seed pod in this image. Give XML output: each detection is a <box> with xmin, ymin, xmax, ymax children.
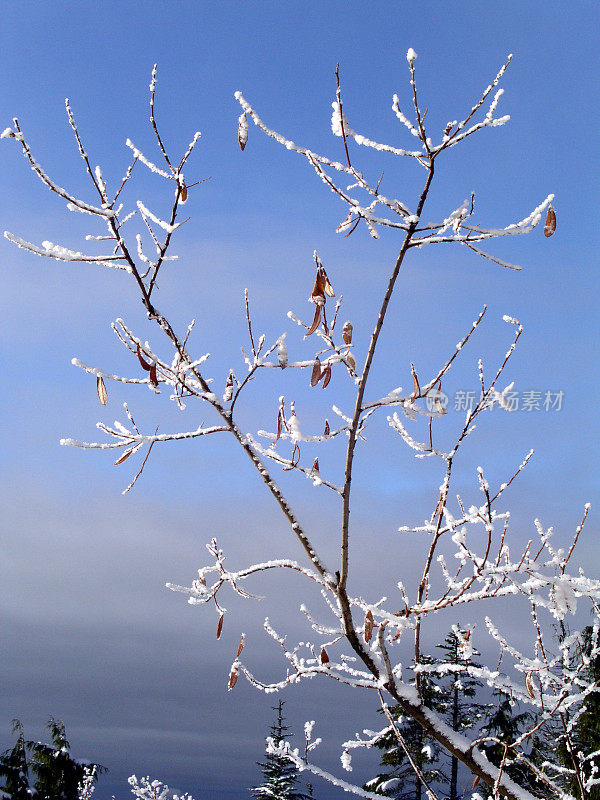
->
<box><xmin>237</xmin><ymin>112</ymin><xmax>248</xmax><ymax>151</ymax></box>
<box><xmin>346</xmin><ymin>352</ymin><xmax>357</xmax><ymax>376</ymax></box>
<box><xmin>321</xmin><ymin>267</ymin><xmax>335</xmax><ymax>298</ymax></box>
<box><xmin>544</xmin><ymin>205</ymin><xmax>556</xmax><ymax>237</ymax></box>
<box><xmin>321</xmin><ymin>364</ymin><xmax>332</xmax><ymax>389</ymax></box>
<box><xmin>310</xmin><ymin>356</ymin><xmax>322</xmax><ymax>387</ymax></box>
<box><xmin>364</xmin><ymin>609</ymin><xmax>374</xmax><ymax>643</ymax></box>
<box><xmin>96</xmin><ymin>375</ymin><xmax>108</xmax><ymax>406</ymax></box>
<box><xmin>320</xmin><ymin>647</ymin><xmax>330</xmax><ymax>667</ymax></box>
<box><xmin>342</xmin><ymin>321</ymin><xmax>353</xmax><ymax>345</ymax></box>
<box><xmin>216</xmin><ymin>613</ymin><xmax>224</xmax><ymax>640</ymax></box>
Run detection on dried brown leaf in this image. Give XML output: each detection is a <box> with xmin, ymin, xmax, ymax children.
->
<box><xmin>228</xmin><ymin>667</ymin><xmax>238</xmax><ymax>690</ymax></box>
<box><xmin>364</xmin><ymin>609</ymin><xmax>374</xmax><ymax>643</ymax></box>
<box><xmin>320</xmin><ymin>647</ymin><xmax>330</xmax><ymax>667</ymax></box>
<box><xmin>238</xmin><ymin>113</ymin><xmax>248</xmax><ymax>151</ymax></box>
<box><xmin>346</xmin><ymin>352</ymin><xmax>357</xmax><ymax>376</ymax></box>
<box><xmin>96</xmin><ymin>375</ymin><xmax>108</xmax><ymax>406</ymax></box>
<box><xmin>136</xmin><ymin>343</ymin><xmax>152</xmax><ymax>371</ymax></box>
<box><xmin>236</xmin><ymin>634</ymin><xmax>245</xmax><ymax>658</ymax></box>
<box><xmin>342</xmin><ymin>321</ymin><xmax>353</xmax><ymax>345</ymax></box>
<box><xmin>149</xmin><ymin>364</ymin><xmax>158</xmax><ymax>387</ymax></box>
<box><xmin>525</xmin><ymin>671</ymin><xmax>535</xmax><ymax>699</ymax></box>
<box><xmin>321</xmin><ymin>267</ymin><xmax>335</xmax><ymax>298</ymax></box>
<box><xmin>321</xmin><ymin>364</ymin><xmax>332</xmax><ymax>389</ymax></box>
<box><xmin>216</xmin><ymin>613</ymin><xmax>224</xmax><ymax>640</ymax></box>
<box><xmin>472</xmin><ymin>776</ymin><xmax>480</xmax><ymax>790</ymax></box>
<box><xmin>114</xmin><ymin>444</ymin><xmax>138</xmax><ymax>466</ymax></box>
<box><xmin>306</xmin><ymin>304</ymin><xmax>322</xmax><ymax>336</ymax></box>
<box><xmin>323</xmin><ymin>419</ymin><xmax>330</xmax><ymax>436</ymax></box>
<box><xmin>410</xmin><ymin>363</ymin><xmax>420</xmax><ymax>401</ymax></box>
<box><xmin>311</xmin><ymin>457</ymin><xmax>320</xmax><ymax>473</ymax></box>
<box><xmin>179</xmin><ymin>183</ymin><xmax>188</xmax><ymax>203</ymax></box>
<box><xmin>544</xmin><ymin>205</ymin><xmax>556</xmax><ymax>237</ymax></box>
<box><xmin>310</xmin><ymin>356</ymin><xmax>322</xmax><ymax>387</ymax></box>
<box><xmin>223</xmin><ymin>371</ymin><xmax>234</xmax><ymax>401</ymax></box>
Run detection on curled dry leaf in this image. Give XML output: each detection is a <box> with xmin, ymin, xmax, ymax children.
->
<box><xmin>472</xmin><ymin>776</ymin><xmax>480</xmax><ymax>790</ymax></box>
<box><xmin>136</xmin><ymin>343</ymin><xmax>152</xmax><ymax>372</ymax></box>
<box><xmin>320</xmin><ymin>647</ymin><xmax>330</xmax><ymax>667</ymax></box>
<box><xmin>216</xmin><ymin>613</ymin><xmax>224</xmax><ymax>640</ymax></box>
<box><xmin>321</xmin><ymin>363</ymin><xmax>332</xmax><ymax>389</ymax></box>
<box><xmin>544</xmin><ymin>205</ymin><xmax>556</xmax><ymax>237</ymax></box>
<box><xmin>410</xmin><ymin>363</ymin><xmax>420</xmax><ymax>402</ymax></box>
<box><xmin>236</xmin><ymin>634</ymin><xmax>245</xmax><ymax>658</ymax></box>
<box><xmin>323</xmin><ymin>419</ymin><xmax>330</xmax><ymax>436</ymax></box>
<box><xmin>346</xmin><ymin>352</ymin><xmax>357</xmax><ymax>376</ymax></box>
<box><xmin>525</xmin><ymin>671</ymin><xmax>536</xmax><ymax>699</ymax></box>
<box><xmin>310</xmin><ymin>356</ymin><xmax>322</xmax><ymax>387</ymax></box>
<box><xmin>114</xmin><ymin>444</ymin><xmax>138</xmax><ymax>466</ymax></box>
<box><xmin>342</xmin><ymin>321</ymin><xmax>353</xmax><ymax>345</ymax></box>
<box><xmin>179</xmin><ymin>183</ymin><xmax>188</xmax><ymax>203</ymax></box>
<box><xmin>149</xmin><ymin>364</ymin><xmax>159</xmax><ymax>388</ymax></box>
<box><xmin>364</xmin><ymin>609</ymin><xmax>374</xmax><ymax>643</ymax></box>
<box><xmin>311</xmin><ymin>457</ymin><xmax>320</xmax><ymax>473</ymax></box>
<box><xmin>306</xmin><ymin>304</ymin><xmax>322</xmax><ymax>336</ymax></box>
<box><xmin>96</xmin><ymin>375</ymin><xmax>108</xmax><ymax>406</ymax></box>
<box><xmin>228</xmin><ymin>666</ymin><xmax>238</xmax><ymax>690</ymax></box>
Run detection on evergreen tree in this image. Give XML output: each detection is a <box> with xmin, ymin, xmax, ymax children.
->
<box><xmin>481</xmin><ymin>690</ymin><xmax>533</xmax><ymax>788</ymax></box>
<box><xmin>251</xmin><ymin>702</ymin><xmax>311</xmax><ymax>800</ymax></box>
<box><xmin>435</xmin><ymin>631</ymin><xmax>489</xmax><ymax>800</ymax></box>
<box><xmin>365</xmin><ymin>657</ymin><xmax>447</xmax><ymax>800</ymax></box>
<box><xmin>533</xmin><ymin>625</ymin><xmax>600</xmax><ymax>800</ymax></box>
<box><xmin>0</xmin><ymin>720</ymin><xmax>32</xmax><ymax>800</ymax></box>
<box><xmin>0</xmin><ymin>718</ymin><xmax>104</xmax><ymax>800</ymax></box>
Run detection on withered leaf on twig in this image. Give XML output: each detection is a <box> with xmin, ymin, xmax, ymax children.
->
<box><xmin>342</xmin><ymin>321</ymin><xmax>353</xmax><ymax>345</ymax></box>
<box><xmin>544</xmin><ymin>205</ymin><xmax>556</xmax><ymax>237</ymax></box>
<box><xmin>320</xmin><ymin>647</ymin><xmax>330</xmax><ymax>667</ymax></box>
<box><xmin>149</xmin><ymin>364</ymin><xmax>159</xmax><ymax>387</ymax></box>
<box><xmin>310</xmin><ymin>356</ymin><xmax>322</xmax><ymax>387</ymax></box>
<box><xmin>346</xmin><ymin>352</ymin><xmax>357</xmax><ymax>376</ymax></box>
<box><xmin>364</xmin><ymin>609</ymin><xmax>374</xmax><ymax>643</ymax></box>
<box><xmin>228</xmin><ymin>666</ymin><xmax>238</xmax><ymax>690</ymax></box>
<box><xmin>223</xmin><ymin>371</ymin><xmax>234</xmax><ymax>401</ymax></box>
<box><xmin>525</xmin><ymin>671</ymin><xmax>536</xmax><ymax>699</ymax></box>
<box><xmin>410</xmin><ymin>363</ymin><xmax>420</xmax><ymax>402</ymax></box>
<box><xmin>114</xmin><ymin>444</ymin><xmax>138</xmax><ymax>466</ymax></box>
<box><xmin>311</xmin><ymin>457</ymin><xmax>320</xmax><ymax>473</ymax></box>
<box><xmin>323</xmin><ymin>419</ymin><xmax>330</xmax><ymax>436</ymax></box>
<box><xmin>306</xmin><ymin>304</ymin><xmax>322</xmax><ymax>336</ymax></box>
<box><xmin>236</xmin><ymin>634</ymin><xmax>245</xmax><ymax>658</ymax></box>
<box><xmin>321</xmin><ymin>364</ymin><xmax>332</xmax><ymax>389</ymax></box>
<box><xmin>136</xmin><ymin>343</ymin><xmax>152</xmax><ymax>372</ymax></box>
<box><xmin>179</xmin><ymin>183</ymin><xmax>188</xmax><ymax>203</ymax></box>
<box><xmin>238</xmin><ymin>112</ymin><xmax>248</xmax><ymax>151</ymax></box>
<box><xmin>216</xmin><ymin>613</ymin><xmax>224</xmax><ymax>640</ymax></box>
<box><xmin>96</xmin><ymin>375</ymin><xmax>108</xmax><ymax>406</ymax></box>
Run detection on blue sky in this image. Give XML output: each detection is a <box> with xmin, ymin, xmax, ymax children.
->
<box><xmin>1</xmin><ymin>2</ymin><xmax>599</xmax><ymax>798</ymax></box>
